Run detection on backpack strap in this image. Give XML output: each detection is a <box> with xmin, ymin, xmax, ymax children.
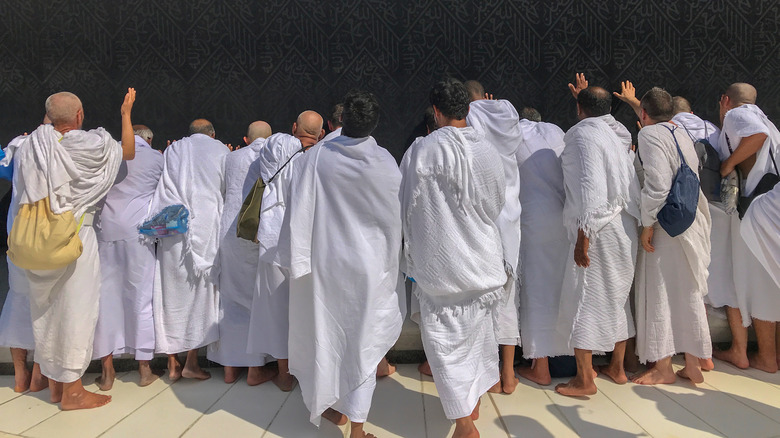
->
<box><xmin>267</xmin><ymin>146</ymin><xmax>305</xmax><ymax>184</ymax></box>
<box><xmin>661</xmin><ymin>124</ymin><xmax>688</xmax><ymax>166</ymax></box>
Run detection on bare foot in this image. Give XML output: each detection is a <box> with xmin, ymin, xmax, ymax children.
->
<box><xmin>350</xmin><ymin>430</ymin><xmax>377</xmax><ymax>438</ymax></box>
<box><xmin>749</xmin><ymin>352</ymin><xmax>779</xmax><ymax>373</ymax></box>
<box><xmin>247</xmin><ymin>366</ymin><xmax>278</xmax><ymax>386</ymax></box>
<box><xmin>501</xmin><ymin>370</ymin><xmax>519</xmax><ymax>394</ymax></box>
<box><xmin>138</xmin><ymin>363</ymin><xmax>163</xmax><ymax>387</ymax></box>
<box><xmin>376</xmin><ymin>357</ymin><xmax>396</xmax><ymax>377</ymax></box>
<box><xmin>470</xmin><ymin>398</ymin><xmax>481</xmax><ymax>421</ymax></box>
<box><xmin>223</xmin><ymin>366</ymin><xmax>242</xmax><ymax>384</ymax></box>
<box><xmin>272</xmin><ymin>372</ymin><xmax>296</xmax><ymax>392</ymax></box>
<box><xmin>487</xmin><ymin>381</ymin><xmax>502</xmax><ymax>394</ymax></box>
<box><xmin>555</xmin><ymin>376</ymin><xmax>597</xmax><ymax>397</ymax></box>
<box><xmin>418</xmin><ymin>361</ymin><xmax>433</xmax><ymax>377</ymax></box>
<box><xmin>713</xmin><ymin>348</ymin><xmax>749</xmax><ymax>369</ymax></box>
<box><xmin>50</xmin><ymin>381</ymin><xmax>63</xmax><ymax>403</ymax></box>
<box><xmin>699</xmin><ymin>358</ymin><xmax>715</xmax><ymax>371</ymax></box>
<box><xmin>61</xmin><ymin>388</ymin><xmax>112</xmax><ymax>410</ymax></box>
<box><xmin>452</xmin><ymin>424</ymin><xmax>479</xmax><ymax>438</ymax></box>
<box><xmin>322</xmin><ymin>407</ymin><xmax>348</xmax><ymax>426</ymax></box>
<box><xmin>14</xmin><ymin>367</ymin><xmax>31</xmax><ymax>393</ymax></box>
<box><xmin>168</xmin><ymin>357</ymin><xmax>183</xmax><ymax>381</ymax></box>
<box><xmin>182</xmin><ymin>367</ymin><xmax>211</xmax><ymax>380</ymax></box>
<box><xmin>29</xmin><ymin>365</ymin><xmax>48</xmax><ymax>393</ymax></box>
<box><xmin>676</xmin><ymin>366</ymin><xmax>704</xmax><ymax>384</ymax></box>
<box><xmin>95</xmin><ymin>369</ymin><xmax>116</xmax><ymax>391</ymax></box>
<box><xmin>631</xmin><ymin>367</ymin><xmax>676</xmax><ymax>385</ymax></box>
<box><xmin>517</xmin><ymin>365</ymin><xmax>552</xmax><ymax>386</ymax></box>
<box><xmin>598</xmin><ymin>364</ymin><xmax>628</xmax><ymax>384</ymax></box>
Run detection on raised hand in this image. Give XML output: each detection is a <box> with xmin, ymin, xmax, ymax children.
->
<box><xmin>483</xmin><ymin>92</ymin><xmax>495</xmax><ymax>100</ymax></box>
<box><xmin>568</xmin><ymin>73</ymin><xmax>588</xmax><ymax>99</ymax></box>
<box><xmin>121</xmin><ymin>88</ymin><xmax>136</xmax><ymax>117</ymax></box>
<box><xmin>613</xmin><ymin>81</ymin><xmax>639</xmax><ymax>106</ymax></box>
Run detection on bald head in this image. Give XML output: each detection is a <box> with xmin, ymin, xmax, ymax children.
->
<box><xmin>245</xmin><ymin>120</ymin><xmax>272</xmax><ymax>144</ymax></box>
<box><xmin>725</xmin><ymin>83</ymin><xmax>757</xmax><ymax>106</ymax></box>
<box><xmin>672</xmin><ymin>96</ymin><xmax>692</xmax><ymax>114</ymax></box>
<box><xmin>45</xmin><ymin>92</ymin><xmax>83</xmax><ymax>131</ymax></box>
<box><xmin>133</xmin><ymin>124</ymin><xmax>154</xmax><ymax>144</ymax></box>
<box><xmin>292</xmin><ymin>110</ymin><xmax>324</xmax><ymax>148</ymax></box>
<box><xmin>189</xmin><ymin>119</ymin><xmax>215</xmax><ymax>137</ymax></box>
<box><xmin>464</xmin><ymin>80</ymin><xmax>485</xmax><ymax>102</ymax></box>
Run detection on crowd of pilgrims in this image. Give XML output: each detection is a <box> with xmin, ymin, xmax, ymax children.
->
<box><xmin>1</xmin><ymin>73</ymin><xmax>780</xmax><ymax>438</ymax></box>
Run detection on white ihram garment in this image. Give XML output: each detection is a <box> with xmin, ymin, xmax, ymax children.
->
<box><xmin>277</xmin><ymin>135</ymin><xmax>403</xmax><ymax>426</ymax></box>
<box><xmin>516</xmin><ymin>120</ymin><xmax>572</xmax><ymax>359</ymax></box>
<box><xmin>206</xmin><ymin>137</ymin><xmax>270</xmax><ymax>367</ymax></box>
<box><xmin>557</xmin><ymin>117</ymin><xmax>640</xmax><ymax>352</ymax></box>
<box><xmin>150</xmin><ymin>134</ymin><xmax>227</xmax><ymax>353</ymax></box>
<box><xmin>634</xmin><ymin>123</ymin><xmax>712</xmax><ymax>363</ymax></box>
<box><xmin>6</xmin><ymin>124</ymin><xmax>121</xmax><ymax>382</ymax></box>
<box><xmin>467</xmin><ymin>99</ymin><xmax>522</xmax><ymax>346</ymax></box>
<box><xmin>92</xmin><ymin>136</ymin><xmax>162</xmax><ymax>361</ymax></box>
<box><xmin>721</xmin><ymin>105</ymin><xmax>780</xmax><ymax>325</ymax></box>
<box><xmin>401</xmin><ymin>126</ymin><xmax>506</xmax><ymax>419</ymax></box>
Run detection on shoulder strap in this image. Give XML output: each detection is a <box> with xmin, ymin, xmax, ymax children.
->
<box><xmin>267</xmin><ymin>146</ymin><xmax>305</xmax><ymax>184</ymax></box>
<box><xmin>660</xmin><ymin>124</ymin><xmax>688</xmax><ymax>166</ymax></box>
<box><xmin>725</xmin><ymin>132</ymin><xmax>734</xmax><ymax>154</ymax></box>
<box><xmin>680</xmin><ymin>123</ymin><xmax>697</xmax><ymax>143</ymax></box>
<box><xmin>770</xmin><ymin>147</ymin><xmax>779</xmax><ymax>176</ymax></box>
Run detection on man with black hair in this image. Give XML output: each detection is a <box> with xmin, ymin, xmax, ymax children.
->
<box><xmin>556</xmin><ymin>86</ymin><xmax>641</xmax><ymax>397</ymax></box>
<box><xmin>275</xmin><ymin>91</ymin><xmax>403</xmax><ymax>438</ymax></box>
<box><xmin>322</xmin><ymin>102</ymin><xmax>343</xmax><ymax>142</ymax></box>
<box><xmin>631</xmin><ymin>87</ymin><xmax>713</xmax><ymax>385</ymax></box>
<box><xmin>401</xmin><ymin>78</ymin><xmax>506</xmax><ymax>438</ymax></box>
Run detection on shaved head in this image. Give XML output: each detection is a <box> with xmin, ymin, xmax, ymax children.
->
<box><xmin>246</xmin><ymin>120</ymin><xmax>272</xmax><ymax>143</ymax></box>
<box><xmin>464</xmin><ymin>80</ymin><xmax>485</xmax><ymax>102</ymax></box>
<box><xmin>45</xmin><ymin>92</ymin><xmax>83</xmax><ymax>129</ymax></box>
<box><xmin>189</xmin><ymin>118</ymin><xmax>215</xmax><ymax>137</ymax></box>
<box><xmin>133</xmin><ymin>124</ymin><xmax>154</xmax><ymax>144</ymax></box>
<box><xmin>292</xmin><ymin>110</ymin><xmax>324</xmax><ymax>147</ymax></box>
<box><xmin>725</xmin><ymin>82</ymin><xmax>757</xmax><ymax>106</ymax></box>
<box><xmin>672</xmin><ymin>96</ymin><xmax>692</xmax><ymax>114</ymax></box>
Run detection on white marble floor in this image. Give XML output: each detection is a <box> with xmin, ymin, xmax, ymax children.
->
<box><xmin>1</xmin><ymin>358</ymin><xmax>780</xmax><ymax>438</ymax></box>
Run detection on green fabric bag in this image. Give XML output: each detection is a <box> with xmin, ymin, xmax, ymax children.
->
<box><xmin>236</xmin><ymin>177</ymin><xmax>266</xmax><ymax>242</ymax></box>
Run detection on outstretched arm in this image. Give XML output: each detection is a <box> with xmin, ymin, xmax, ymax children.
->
<box><xmin>613</xmin><ymin>81</ymin><xmax>642</xmax><ymax>119</ymax></box>
<box><xmin>568</xmin><ymin>73</ymin><xmax>588</xmax><ymax>99</ymax></box>
<box><xmin>120</xmin><ymin>88</ymin><xmax>136</xmax><ymax>161</ymax></box>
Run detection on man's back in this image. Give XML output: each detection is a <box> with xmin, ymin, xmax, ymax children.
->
<box><xmin>96</xmin><ymin>137</ymin><xmax>163</xmax><ymax>241</ymax></box>
<box><xmin>401</xmin><ymin>125</ymin><xmax>506</xmax><ymax>301</ymax></box>
<box><xmin>517</xmin><ymin>120</ymin><xmax>566</xmax><ymax>209</ymax></box>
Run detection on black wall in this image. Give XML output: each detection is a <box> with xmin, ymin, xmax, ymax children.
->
<box><xmin>2</xmin><ymin>1</ymin><xmax>779</xmax><ymax>160</ymax></box>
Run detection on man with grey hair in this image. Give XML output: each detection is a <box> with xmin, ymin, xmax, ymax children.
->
<box><xmin>150</xmin><ymin>118</ymin><xmax>229</xmax><ymax>382</ymax></box>
<box><xmin>248</xmin><ymin>110</ymin><xmax>324</xmax><ymax>392</ymax></box>
<box><xmin>91</xmin><ymin>123</ymin><xmax>164</xmax><ymax>390</ymax></box>
<box><xmin>207</xmin><ymin>120</ymin><xmax>275</xmax><ymax>385</ymax></box>
<box><xmin>3</xmin><ymin>89</ymin><xmax>137</xmax><ymax>409</ymax></box>
<box><xmin>715</xmin><ymin>83</ymin><xmax>780</xmax><ymax>374</ymax></box>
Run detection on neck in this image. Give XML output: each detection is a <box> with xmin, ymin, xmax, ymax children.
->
<box><xmin>443</xmin><ymin>118</ymin><xmax>467</xmax><ymax>129</ymax></box>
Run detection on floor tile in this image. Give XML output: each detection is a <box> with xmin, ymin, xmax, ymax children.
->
<box><xmin>0</xmin><ymin>376</ymin><xmax>24</xmax><ymax>406</ymax></box>
<box><xmin>0</xmin><ymin>384</ymin><xmax>59</xmax><ymax>435</ymax></box>
<box><xmin>658</xmin><ymin>365</ymin><xmax>779</xmax><ymax>438</ymax></box>
<box><xmin>361</xmin><ymin>365</ymin><xmax>426</xmax><ymax>438</ymax></box>
<box><xmin>100</xmin><ymin>368</ymin><xmax>233</xmax><ymax>438</ymax></box>
<box><xmin>491</xmin><ymin>379</ymin><xmax>578</xmax><ymax>438</ymax></box>
<box><xmin>24</xmin><ymin>372</ymin><xmax>170</xmax><ymax>438</ymax></box>
<box><xmin>182</xmin><ymin>374</ymin><xmax>291</xmax><ymax>438</ymax></box>
<box><xmin>262</xmin><ymin>385</ymin><xmax>348</xmax><ymax>438</ymax></box>
<box><xmin>597</xmin><ymin>375</ymin><xmax>723</xmax><ymax>437</ymax></box>
<box><xmin>543</xmin><ymin>377</ymin><xmax>650</xmax><ymax>438</ymax></box>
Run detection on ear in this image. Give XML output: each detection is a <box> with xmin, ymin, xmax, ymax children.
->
<box><xmin>292</xmin><ymin>122</ymin><xmax>298</xmax><ymax>135</ymax></box>
<box><xmin>319</xmin><ymin>129</ymin><xmax>325</xmax><ymax>141</ymax></box>
<box><xmin>243</xmin><ymin>136</ymin><xmax>249</xmax><ymax>146</ymax></box>
<box><xmin>327</xmin><ymin>120</ymin><xmax>334</xmax><ymax>132</ymax></box>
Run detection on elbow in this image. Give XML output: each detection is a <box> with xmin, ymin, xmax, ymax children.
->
<box><xmin>123</xmin><ymin>149</ymin><xmax>136</xmax><ymax>161</ymax></box>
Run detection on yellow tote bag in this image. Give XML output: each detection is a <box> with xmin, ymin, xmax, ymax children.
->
<box><xmin>7</xmin><ymin>197</ymin><xmax>84</xmax><ymax>270</ymax></box>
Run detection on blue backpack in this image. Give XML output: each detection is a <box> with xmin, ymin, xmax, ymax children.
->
<box><xmin>657</xmin><ymin>124</ymin><xmax>700</xmax><ymax>237</ymax></box>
